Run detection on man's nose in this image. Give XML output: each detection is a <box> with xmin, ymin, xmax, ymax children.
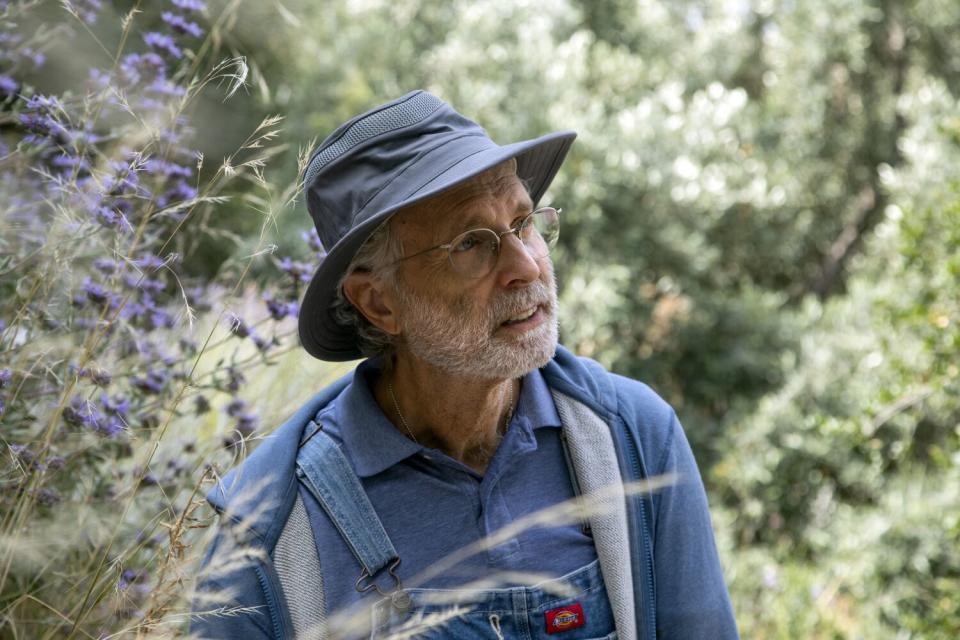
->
<box><xmin>494</xmin><ymin>233</ymin><xmax>542</xmax><ymax>288</ymax></box>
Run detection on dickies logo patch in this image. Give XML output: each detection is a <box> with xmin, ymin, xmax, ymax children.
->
<box><xmin>545</xmin><ymin>602</ymin><xmax>585</xmax><ymax>634</ymax></box>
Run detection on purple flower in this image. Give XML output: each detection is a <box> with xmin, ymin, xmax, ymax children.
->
<box><xmin>101</xmin><ymin>393</ymin><xmax>130</xmax><ymax>417</ymax></box>
<box><xmin>237</xmin><ymin>413</ymin><xmax>257</xmax><ymax>436</ymax></box>
<box><xmin>301</xmin><ymin>228</ymin><xmax>326</xmax><ymax>255</ymax></box>
<box><xmin>91</xmin><ymin>414</ymin><xmax>124</xmax><ymax>437</ymax></box>
<box><xmin>149</xmin><ymin>308</ymin><xmax>174</xmax><ymax>330</ymax></box>
<box><xmin>143</xmin><ymin>158</ymin><xmax>192</xmax><ymax>179</ymax></box>
<box><xmin>119</xmin><ymin>568</ymin><xmax>147</xmax><ymax>590</ymax></box>
<box><xmin>0</xmin><ymin>75</ymin><xmax>18</xmax><ymax>98</ymax></box>
<box><xmin>19</xmin><ymin>112</ymin><xmax>70</xmax><ymax>144</ymax></box>
<box><xmin>103</xmin><ymin>162</ymin><xmax>143</xmax><ymax>197</ymax></box>
<box><xmin>264</xmin><ymin>294</ymin><xmax>299</xmax><ymax>321</ymax></box>
<box><xmin>137</xmin><ymin>293</ymin><xmax>174</xmax><ymax>329</ymax></box>
<box><xmin>30</xmin><ymin>487</ymin><xmax>62</xmax><ymax>507</ymax></box>
<box><xmin>87</xmin><ymin>68</ymin><xmax>111</xmax><ymax>90</ymax></box>
<box><xmin>82</xmin><ymin>277</ymin><xmax>114</xmax><ymax>307</ymax></box>
<box><xmin>65</xmin><ymin>0</ymin><xmax>103</xmax><ymax>25</ymax></box>
<box><xmin>93</xmin><ymin>258</ymin><xmax>118</xmax><ymax>274</ymax></box>
<box><xmin>23</xmin><ymin>94</ymin><xmax>64</xmax><ymax>113</ymax></box>
<box><xmin>21</xmin><ymin>47</ymin><xmax>45</xmax><ymax>67</ymax></box>
<box><xmin>252</xmin><ymin>334</ymin><xmax>271</xmax><ymax>352</ymax></box>
<box><xmin>226</xmin><ymin>313</ymin><xmax>250</xmax><ymax>338</ymax></box>
<box><xmin>51</xmin><ymin>153</ymin><xmax>91</xmax><ymax>174</ymax></box>
<box><xmin>134</xmin><ymin>277</ymin><xmax>167</xmax><ymax>294</ymax></box>
<box><xmin>71</xmin><ymin>127</ymin><xmax>101</xmax><ymax>148</ymax></box>
<box><xmin>10</xmin><ymin>444</ymin><xmax>35</xmax><ymax>464</ymax></box>
<box><xmin>144</xmin><ymin>32</ymin><xmax>182</xmax><ymax>59</ymax></box>
<box><xmin>0</xmin><ymin>368</ymin><xmax>11</xmax><ymax>389</ymax></box>
<box><xmin>117</xmin><ymin>53</ymin><xmax>155</xmax><ymax>87</ymax></box>
<box><xmin>0</xmin><ymin>32</ymin><xmax>22</xmax><ymax>47</ymax></box>
<box><xmin>226</xmin><ymin>367</ymin><xmax>244</xmax><ymax>393</ymax></box>
<box><xmin>120</xmin><ymin>300</ymin><xmax>146</xmax><ymax>322</ymax></box>
<box><xmin>167</xmin><ymin>457</ymin><xmax>188</xmax><ymax>476</ymax></box>
<box><xmin>93</xmin><ymin>206</ymin><xmax>129</xmax><ymax>230</ymax></box>
<box><xmin>83</xmin><ymin>367</ymin><xmax>113</xmax><ymax>387</ymax></box>
<box><xmin>172</xmin><ymin>0</ymin><xmax>206</xmax><ymax>12</ymax></box>
<box><xmin>161</xmin><ymin>11</ymin><xmax>204</xmax><ymax>38</ymax></box>
<box><xmin>184</xmin><ymin>286</ymin><xmax>212</xmax><ymax>313</ymax></box>
<box><xmin>279</xmin><ymin>257</ymin><xmax>313</xmax><ymax>283</ymax></box>
<box><xmin>46</xmin><ymin>456</ymin><xmax>66</xmax><ymax>471</ymax></box>
<box><xmin>63</xmin><ymin>395</ymin><xmax>98</xmax><ymax>427</ymax></box>
<box><xmin>135</xmin><ymin>253</ymin><xmax>166</xmax><ymax>271</ymax></box>
<box><xmin>146</xmin><ymin>78</ymin><xmax>187</xmax><ymax>98</ymax></box>
<box><xmin>139</xmin><ymin>97</ymin><xmax>168</xmax><ymax>113</ymax></box>
<box><xmin>225</xmin><ymin>397</ymin><xmax>246</xmax><ymax>416</ymax></box>
<box><xmin>159</xmin><ymin>179</ymin><xmax>197</xmax><ymax>206</ymax></box>
<box><xmin>132</xmin><ymin>369</ymin><xmax>169</xmax><ymax>394</ymax></box>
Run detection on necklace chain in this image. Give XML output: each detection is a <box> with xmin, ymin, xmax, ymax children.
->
<box><xmin>387</xmin><ymin>381</ymin><xmax>419</xmax><ymax>444</ymax></box>
<box><xmin>387</xmin><ymin>381</ymin><xmax>515</xmax><ymax>446</ymax></box>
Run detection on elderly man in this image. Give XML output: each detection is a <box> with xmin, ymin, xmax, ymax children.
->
<box><xmin>193</xmin><ymin>91</ymin><xmax>738</xmax><ymax>639</ymax></box>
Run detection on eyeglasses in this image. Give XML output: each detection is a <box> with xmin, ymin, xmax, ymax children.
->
<box><xmin>394</xmin><ymin>206</ymin><xmax>561</xmax><ymax>279</ymax></box>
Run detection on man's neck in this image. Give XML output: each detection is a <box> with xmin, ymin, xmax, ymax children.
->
<box><xmin>373</xmin><ymin>353</ymin><xmax>519</xmax><ymax>474</ymax></box>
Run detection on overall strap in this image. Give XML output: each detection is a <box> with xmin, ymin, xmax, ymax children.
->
<box><xmin>296</xmin><ymin>424</ymin><xmax>407</xmax><ymax>603</ymax></box>
<box><xmin>296</xmin><ymin>425</ymin><xmax>398</xmax><ymax>579</ymax></box>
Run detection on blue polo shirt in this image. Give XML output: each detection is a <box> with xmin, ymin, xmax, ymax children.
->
<box><xmin>299</xmin><ymin>359</ymin><xmax>599</xmax><ymax>617</ymax></box>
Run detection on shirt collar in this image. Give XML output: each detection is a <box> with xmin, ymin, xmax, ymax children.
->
<box><xmin>325</xmin><ymin>359</ymin><xmax>421</xmax><ymax>477</ymax></box>
<box><xmin>331</xmin><ymin>360</ymin><xmax>561</xmax><ymax>478</ymax></box>
<box><xmin>514</xmin><ymin>366</ymin><xmax>562</xmax><ymax>431</ymax></box>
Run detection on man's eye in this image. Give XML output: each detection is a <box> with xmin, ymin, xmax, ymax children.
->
<box><xmin>452</xmin><ymin>232</ymin><xmax>484</xmax><ymax>252</ymax></box>
<box><xmin>518</xmin><ymin>219</ymin><xmax>535</xmax><ymax>239</ymax></box>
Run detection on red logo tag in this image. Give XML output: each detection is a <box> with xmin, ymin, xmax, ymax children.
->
<box><xmin>545</xmin><ymin>602</ymin><xmax>586</xmax><ymax>634</ymax></box>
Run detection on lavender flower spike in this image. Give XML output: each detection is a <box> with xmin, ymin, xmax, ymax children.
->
<box><xmin>172</xmin><ymin>0</ymin><xmax>206</xmax><ymax>12</ymax></box>
<box><xmin>161</xmin><ymin>11</ymin><xmax>203</xmax><ymax>38</ymax></box>
<box><xmin>144</xmin><ymin>32</ymin><xmax>183</xmax><ymax>59</ymax></box>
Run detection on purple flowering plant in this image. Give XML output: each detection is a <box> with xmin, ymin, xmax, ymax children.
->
<box><xmin>0</xmin><ymin>1</ymin><xmax>319</xmax><ymax>635</ymax></box>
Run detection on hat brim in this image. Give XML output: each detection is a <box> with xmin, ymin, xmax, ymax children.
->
<box><xmin>298</xmin><ymin>129</ymin><xmax>576</xmax><ymax>361</ymax></box>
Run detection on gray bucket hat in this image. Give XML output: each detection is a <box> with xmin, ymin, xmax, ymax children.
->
<box><xmin>298</xmin><ymin>90</ymin><xmax>576</xmax><ymax>361</ymax></box>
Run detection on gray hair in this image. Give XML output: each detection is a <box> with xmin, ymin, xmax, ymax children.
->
<box><xmin>331</xmin><ymin>220</ymin><xmax>405</xmax><ymax>359</ymax></box>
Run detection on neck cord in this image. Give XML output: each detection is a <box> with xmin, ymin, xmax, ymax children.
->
<box><xmin>387</xmin><ymin>381</ymin><xmax>419</xmax><ymax>444</ymax></box>
<box><xmin>386</xmin><ymin>380</ymin><xmax>516</xmax><ymax>445</ymax></box>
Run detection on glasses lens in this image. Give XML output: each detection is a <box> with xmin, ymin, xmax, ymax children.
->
<box><xmin>447</xmin><ymin>229</ymin><xmax>499</xmax><ymax>278</ymax></box>
<box><xmin>521</xmin><ymin>207</ymin><xmax>559</xmax><ymax>258</ymax></box>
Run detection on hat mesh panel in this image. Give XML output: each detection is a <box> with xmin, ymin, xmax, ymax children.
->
<box><xmin>303</xmin><ymin>92</ymin><xmax>444</xmax><ymax>188</ymax></box>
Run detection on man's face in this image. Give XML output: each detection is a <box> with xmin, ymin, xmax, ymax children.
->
<box><xmin>389</xmin><ymin>174</ymin><xmax>559</xmax><ymax>380</ymax></box>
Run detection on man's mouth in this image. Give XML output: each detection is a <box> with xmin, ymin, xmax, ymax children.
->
<box><xmin>501</xmin><ymin>305</ymin><xmax>541</xmax><ymax>325</ymax></box>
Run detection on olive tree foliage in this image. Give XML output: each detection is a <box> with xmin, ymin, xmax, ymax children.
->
<box><xmin>217</xmin><ymin>0</ymin><xmax>960</xmax><ymax>635</ymax></box>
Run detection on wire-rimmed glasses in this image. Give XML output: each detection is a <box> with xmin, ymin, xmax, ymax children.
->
<box><xmin>394</xmin><ymin>207</ymin><xmax>561</xmax><ymax>279</ymax></box>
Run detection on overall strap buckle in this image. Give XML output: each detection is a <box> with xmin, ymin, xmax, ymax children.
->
<box><xmin>356</xmin><ymin>558</ymin><xmax>411</xmax><ymax>611</ymax></box>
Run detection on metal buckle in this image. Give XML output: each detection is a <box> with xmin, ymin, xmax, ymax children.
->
<box><xmin>354</xmin><ymin>557</ymin><xmax>411</xmax><ymax>610</ymax></box>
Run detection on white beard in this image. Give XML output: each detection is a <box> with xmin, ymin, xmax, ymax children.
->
<box><xmin>395</xmin><ymin>270</ymin><xmax>559</xmax><ymax>381</ymax></box>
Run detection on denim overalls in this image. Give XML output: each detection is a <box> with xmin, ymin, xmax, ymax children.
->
<box><xmin>297</xmin><ymin>425</ymin><xmax>618</xmax><ymax>639</ymax></box>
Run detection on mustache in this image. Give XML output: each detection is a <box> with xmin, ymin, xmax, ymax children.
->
<box><xmin>488</xmin><ymin>280</ymin><xmax>555</xmax><ymax>324</ymax></box>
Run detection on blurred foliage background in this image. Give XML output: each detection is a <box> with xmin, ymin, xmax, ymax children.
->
<box><xmin>4</xmin><ymin>0</ymin><xmax>959</xmax><ymax>637</ymax></box>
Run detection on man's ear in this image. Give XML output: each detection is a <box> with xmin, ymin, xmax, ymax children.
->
<box><xmin>342</xmin><ymin>271</ymin><xmax>401</xmax><ymax>336</ymax></box>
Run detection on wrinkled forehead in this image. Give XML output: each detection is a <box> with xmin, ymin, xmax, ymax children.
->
<box><xmin>390</xmin><ymin>162</ymin><xmax>533</xmax><ymax>243</ymax></box>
